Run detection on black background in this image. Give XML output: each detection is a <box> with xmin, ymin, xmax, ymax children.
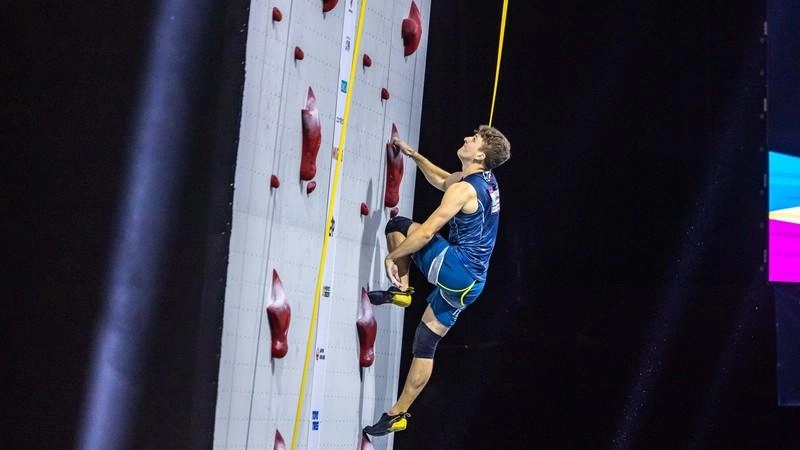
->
<box><xmin>5</xmin><ymin>1</ymin><xmax>799</xmax><ymax>449</ymax></box>
<box><xmin>767</xmin><ymin>0</ymin><xmax>800</xmax><ymax>155</ymax></box>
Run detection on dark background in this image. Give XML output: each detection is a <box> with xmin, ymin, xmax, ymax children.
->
<box><xmin>5</xmin><ymin>1</ymin><xmax>799</xmax><ymax>449</ymax></box>
<box><xmin>767</xmin><ymin>0</ymin><xmax>800</xmax><ymax>156</ymax></box>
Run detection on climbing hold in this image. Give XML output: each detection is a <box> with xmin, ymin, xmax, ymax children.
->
<box><xmin>384</xmin><ymin>124</ymin><xmax>403</xmax><ymax>207</ymax></box>
<box><xmin>272</xmin><ymin>7</ymin><xmax>283</xmax><ymax>22</ymax></box>
<box><xmin>270</xmin><ymin>175</ymin><xmax>280</xmax><ymax>189</ymax></box>
<box><xmin>357</xmin><ymin>288</ymin><xmax>377</xmax><ymax>368</ymax></box>
<box><xmin>267</xmin><ymin>270</ymin><xmax>291</xmax><ymax>359</ymax></box>
<box><xmin>401</xmin><ymin>1</ymin><xmax>422</xmax><ymax>56</ymax></box>
<box><xmin>360</xmin><ymin>202</ymin><xmax>370</xmax><ymax>216</ymax></box>
<box><xmin>381</xmin><ymin>88</ymin><xmax>390</xmax><ymax>101</ymax></box>
<box><xmin>274</xmin><ymin>429</ymin><xmax>287</xmax><ymax>450</ymax></box>
<box><xmin>300</xmin><ymin>87</ymin><xmax>321</xmax><ymax>181</ymax></box>
<box><xmin>390</xmin><ymin>207</ymin><xmax>399</xmax><ymax>218</ymax></box>
<box><xmin>322</xmin><ymin>0</ymin><xmax>339</xmax><ymax>13</ymax></box>
<box><xmin>362</xmin><ymin>53</ymin><xmax>372</xmax><ymax>67</ymax></box>
<box><xmin>294</xmin><ymin>46</ymin><xmax>305</xmax><ymax>61</ymax></box>
<box><xmin>307</xmin><ymin>181</ymin><xmax>317</xmax><ymax>195</ymax></box>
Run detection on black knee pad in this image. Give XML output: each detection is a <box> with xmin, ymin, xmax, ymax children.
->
<box><xmin>385</xmin><ymin>216</ymin><xmax>412</xmax><ymax>236</ymax></box>
<box><xmin>412</xmin><ymin>322</ymin><xmax>442</xmax><ymax>359</ymax></box>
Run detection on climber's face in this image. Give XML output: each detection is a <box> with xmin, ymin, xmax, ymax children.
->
<box><xmin>457</xmin><ymin>132</ymin><xmax>486</xmax><ymax>166</ymax></box>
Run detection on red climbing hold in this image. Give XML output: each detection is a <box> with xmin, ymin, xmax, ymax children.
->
<box><xmin>381</xmin><ymin>88</ymin><xmax>390</xmax><ymax>101</ymax></box>
<box><xmin>267</xmin><ymin>270</ymin><xmax>291</xmax><ymax>359</ymax></box>
<box><xmin>294</xmin><ymin>46</ymin><xmax>305</xmax><ymax>61</ymax></box>
<box><xmin>274</xmin><ymin>429</ymin><xmax>287</xmax><ymax>450</ymax></box>
<box><xmin>270</xmin><ymin>175</ymin><xmax>280</xmax><ymax>189</ymax></box>
<box><xmin>357</xmin><ymin>288</ymin><xmax>377</xmax><ymax>368</ymax></box>
<box><xmin>384</xmin><ymin>124</ymin><xmax>403</xmax><ymax>208</ymax></box>
<box><xmin>361</xmin><ymin>202</ymin><xmax>370</xmax><ymax>216</ymax></box>
<box><xmin>402</xmin><ymin>1</ymin><xmax>423</xmax><ymax>56</ymax></box>
<box><xmin>363</xmin><ymin>53</ymin><xmax>372</xmax><ymax>67</ymax></box>
<box><xmin>322</xmin><ymin>0</ymin><xmax>339</xmax><ymax>13</ymax></box>
<box><xmin>307</xmin><ymin>180</ymin><xmax>317</xmax><ymax>195</ymax></box>
<box><xmin>390</xmin><ymin>207</ymin><xmax>399</xmax><ymax>218</ymax></box>
<box><xmin>300</xmin><ymin>87</ymin><xmax>321</xmax><ymax>181</ymax></box>
<box><xmin>272</xmin><ymin>7</ymin><xmax>283</xmax><ymax>22</ymax></box>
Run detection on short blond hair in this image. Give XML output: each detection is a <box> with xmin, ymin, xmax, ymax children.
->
<box><xmin>477</xmin><ymin>125</ymin><xmax>511</xmax><ymax>169</ymax></box>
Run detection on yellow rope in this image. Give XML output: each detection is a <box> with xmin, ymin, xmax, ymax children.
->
<box><xmin>488</xmin><ymin>0</ymin><xmax>509</xmax><ymax>127</ymax></box>
<box><xmin>289</xmin><ymin>2</ymin><xmax>369</xmax><ymax>449</ymax></box>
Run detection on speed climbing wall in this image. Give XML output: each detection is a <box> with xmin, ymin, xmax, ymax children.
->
<box><xmin>213</xmin><ymin>1</ymin><xmax>430</xmax><ymax>450</ymax></box>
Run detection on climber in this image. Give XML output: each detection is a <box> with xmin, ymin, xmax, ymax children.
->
<box><xmin>363</xmin><ymin>125</ymin><xmax>511</xmax><ymax>436</ymax></box>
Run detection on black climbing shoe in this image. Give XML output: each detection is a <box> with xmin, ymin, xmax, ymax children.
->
<box><xmin>367</xmin><ymin>286</ymin><xmax>414</xmax><ymax>308</ymax></box>
<box><xmin>363</xmin><ymin>412</ymin><xmax>411</xmax><ymax>436</ymax></box>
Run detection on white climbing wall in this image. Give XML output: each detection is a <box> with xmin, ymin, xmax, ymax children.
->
<box><xmin>214</xmin><ymin>1</ymin><xmax>431</xmax><ymax>449</ymax></box>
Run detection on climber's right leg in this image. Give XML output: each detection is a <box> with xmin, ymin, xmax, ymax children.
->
<box><xmin>369</xmin><ymin>216</ymin><xmax>449</xmax><ymax>308</ymax></box>
<box><xmin>384</xmin><ymin>216</ymin><xmax>419</xmax><ymax>290</ymax></box>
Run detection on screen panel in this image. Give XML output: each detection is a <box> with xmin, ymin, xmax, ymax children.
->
<box><xmin>767</xmin><ymin>0</ymin><xmax>800</xmax><ymax>282</ymax></box>
<box><xmin>768</xmin><ymin>151</ymin><xmax>800</xmax><ymax>282</ymax></box>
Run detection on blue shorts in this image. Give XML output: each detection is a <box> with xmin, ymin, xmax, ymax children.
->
<box><xmin>412</xmin><ymin>233</ymin><xmax>484</xmax><ymax>327</ymax></box>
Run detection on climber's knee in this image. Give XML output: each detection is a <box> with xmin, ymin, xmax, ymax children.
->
<box><xmin>412</xmin><ymin>322</ymin><xmax>442</xmax><ymax>359</ymax></box>
<box><xmin>385</xmin><ymin>216</ymin><xmax>413</xmax><ymax>237</ymax></box>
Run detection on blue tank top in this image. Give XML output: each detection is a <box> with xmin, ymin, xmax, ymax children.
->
<box><xmin>447</xmin><ymin>171</ymin><xmax>500</xmax><ymax>281</ymax></box>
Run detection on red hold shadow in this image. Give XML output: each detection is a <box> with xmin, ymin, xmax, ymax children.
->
<box><xmin>274</xmin><ymin>429</ymin><xmax>287</xmax><ymax>450</ymax></box>
<box><xmin>300</xmin><ymin>87</ymin><xmax>321</xmax><ymax>181</ymax></box>
<box><xmin>361</xmin><ymin>433</ymin><xmax>375</xmax><ymax>450</ymax></box>
<box><xmin>384</xmin><ymin>124</ymin><xmax>403</xmax><ymax>208</ymax></box>
<box><xmin>267</xmin><ymin>270</ymin><xmax>291</xmax><ymax>358</ymax></box>
<box><xmin>356</xmin><ymin>288</ymin><xmax>377</xmax><ymax>367</ymax></box>
<box><xmin>401</xmin><ymin>1</ymin><xmax>422</xmax><ymax>56</ymax></box>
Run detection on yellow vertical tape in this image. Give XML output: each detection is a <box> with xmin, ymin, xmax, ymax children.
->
<box><xmin>488</xmin><ymin>0</ymin><xmax>509</xmax><ymax>127</ymax></box>
<box><xmin>289</xmin><ymin>1</ymin><xmax>369</xmax><ymax>449</ymax></box>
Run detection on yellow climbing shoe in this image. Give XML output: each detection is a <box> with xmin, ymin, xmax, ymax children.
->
<box><xmin>367</xmin><ymin>286</ymin><xmax>414</xmax><ymax>308</ymax></box>
<box><xmin>363</xmin><ymin>412</ymin><xmax>411</xmax><ymax>436</ymax></box>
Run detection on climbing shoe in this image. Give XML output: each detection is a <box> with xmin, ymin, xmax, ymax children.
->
<box><xmin>363</xmin><ymin>412</ymin><xmax>411</xmax><ymax>436</ymax></box>
<box><xmin>367</xmin><ymin>286</ymin><xmax>414</xmax><ymax>308</ymax></box>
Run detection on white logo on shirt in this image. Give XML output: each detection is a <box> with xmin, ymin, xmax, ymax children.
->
<box><xmin>490</xmin><ymin>187</ymin><xmax>500</xmax><ymax>214</ymax></box>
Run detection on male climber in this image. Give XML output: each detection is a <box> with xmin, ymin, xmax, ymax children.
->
<box><xmin>363</xmin><ymin>125</ymin><xmax>511</xmax><ymax>436</ymax></box>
